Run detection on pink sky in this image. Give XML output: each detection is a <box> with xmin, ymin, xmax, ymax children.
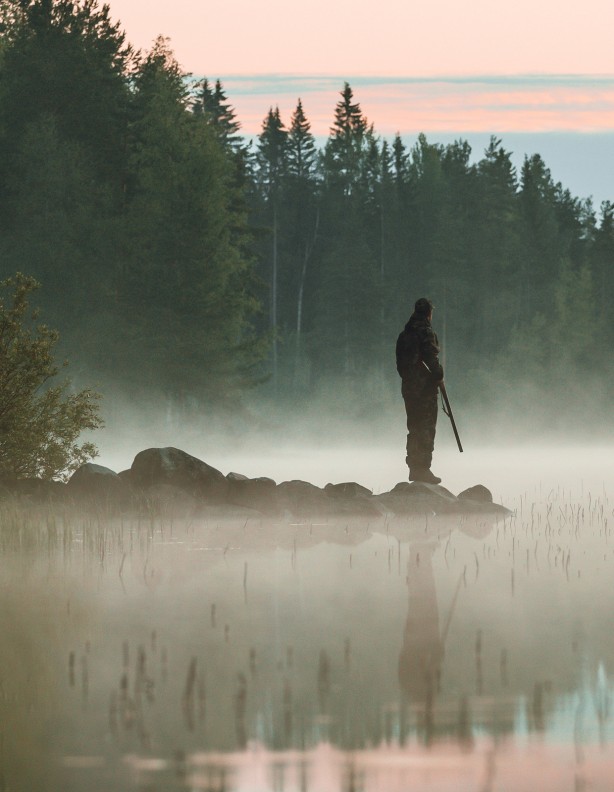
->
<box><xmin>105</xmin><ymin>0</ymin><xmax>614</xmax><ymax>135</ymax></box>
<box><xmin>108</xmin><ymin>0</ymin><xmax>613</xmax><ymax>77</ymax></box>
<box><xmin>127</xmin><ymin>737</ymin><xmax>614</xmax><ymax>791</ymax></box>
<box><xmin>218</xmin><ymin>76</ymin><xmax>614</xmax><ymax>135</ymax></box>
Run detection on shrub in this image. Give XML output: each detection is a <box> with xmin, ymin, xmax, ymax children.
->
<box><xmin>0</xmin><ymin>273</ymin><xmax>102</xmax><ymax>480</ymax></box>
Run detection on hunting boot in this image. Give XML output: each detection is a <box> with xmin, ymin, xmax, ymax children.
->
<box><xmin>409</xmin><ymin>468</ymin><xmax>442</xmax><ymax>485</ymax></box>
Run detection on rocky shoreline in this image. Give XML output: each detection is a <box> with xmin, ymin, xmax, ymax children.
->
<box><xmin>0</xmin><ymin>446</ymin><xmax>510</xmax><ymax>519</ymax></box>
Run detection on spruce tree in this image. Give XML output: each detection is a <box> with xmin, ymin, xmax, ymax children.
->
<box><xmin>0</xmin><ymin>0</ymin><xmax>131</xmax><ymax>189</ymax></box>
<box><xmin>325</xmin><ymin>82</ymin><xmax>368</xmax><ymax>195</ymax></box>
<box><xmin>592</xmin><ymin>201</ymin><xmax>614</xmax><ymax>337</ymax></box>
<box><xmin>284</xmin><ymin>99</ymin><xmax>319</xmax><ymax>389</ymax></box>
<box><xmin>192</xmin><ymin>77</ymin><xmax>242</xmax><ymax>150</ymax></box>
<box><xmin>117</xmin><ymin>37</ymin><xmax>262</xmax><ymax>404</ymax></box>
<box><xmin>287</xmin><ymin>98</ymin><xmax>316</xmax><ymax>181</ymax></box>
<box><xmin>256</xmin><ymin>107</ymin><xmax>289</xmax><ymax>391</ymax></box>
<box><xmin>312</xmin><ymin>84</ymin><xmax>379</xmax><ymax>385</ymax></box>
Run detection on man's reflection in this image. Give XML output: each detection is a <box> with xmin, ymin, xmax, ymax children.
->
<box><xmin>398</xmin><ymin>542</ymin><xmax>443</xmax><ymax>744</ymax></box>
<box><xmin>398</xmin><ymin>520</ymin><xmax>494</xmax><ymax>746</ymax></box>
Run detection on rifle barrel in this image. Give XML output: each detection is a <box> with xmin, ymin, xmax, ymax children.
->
<box><xmin>420</xmin><ymin>360</ymin><xmax>463</xmax><ymax>453</ymax></box>
<box><xmin>439</xmin><ymin>382</ymin><xmax>463</xmax><ymax>453</ymax></box>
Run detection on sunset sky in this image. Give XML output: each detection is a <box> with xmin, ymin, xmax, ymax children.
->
<box><xmin>106</xmin><ymin>0</ymin><xmax>614</xmax><ymax>205</ymax></box>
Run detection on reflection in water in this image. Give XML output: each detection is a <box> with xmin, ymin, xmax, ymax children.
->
<box><xmin>398</xmin><ymin>543</ymin><xmax>445</xmax><ymax>746</ymax></box>
<box><xmin>398</xmin><ymin>519</ymin><xmax>495</xmax><ymax>748</ymax></box>
<box><xmin>3</xmin><ymin>482</ymin><xmax>614</xmax><ymax>790</ymax></box>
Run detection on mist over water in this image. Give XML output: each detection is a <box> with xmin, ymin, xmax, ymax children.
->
<box><xmin>4</xmin><ymin>359</ymin><xmax>614</xmax><ymax>791</ymax></box>
<box><xmin>92</xmin><ymin>393</ymin><xmax>612</xmax><ymax>505</ymax></box>
<box><xmin>2</xmin><ymin>423</ymin><xmax>614</xmax><ymax>790</ymax></box>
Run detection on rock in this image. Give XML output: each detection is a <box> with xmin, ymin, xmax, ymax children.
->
<box><xmin>453</xmin><ymin>484</ymin><xmax>510</xmax><ymax>515</ymax></box>
<box><xmin>137</xmin><ymin>482</ymin><xmax>202</xmax><ymax>517</ymax></box>
<box><xmin>324</xmin><ymin>482</ymin><xmax>372</xmax><ymax>499</ymax></box>
<box><xmin>130</xmin><ymin>447</ymin><xmax>228</xmax><ymax>501</ymax></box>
<box><xmin>226</xmin><ymin>476</ymin><xmax>278</xmax><ymax>515</ymax></box>
<box><xmin>374</xmin><ymin>481</ymin><xmax>459</xmax><ymax>515</ymax></box>
<box><xmin>277</xmin><ymin>480</ymin><xmax>330</xmax><ymax>516</ymax></box>
<box><xmin>336</xmin><ymin>495</ymin><xmax>387</xmax><ymax>518</ymax></box>
<box><xmin>407</xmin><ymin>482</ymin><xmax>457</xmax><ymax>501</ymax></box>
<box><xmin>277</xmin><ymin>480</ymin><xmax>383</xmax><ymax>519</ymax></box>
<box><xmin>390</xmin><ymin>482</ymin><xmax>413</xmax><ymax>494</ymax></box>
<box><xmin>457</xmin><ymin>484</ymin><xmax>493</xmax><ymax>503</ymax></box>
<box><xmin>68</xmin><ymin>463</ymin><xmax>130</xmax><ymax>503</ymax></box>
<box><xmin>226</xmin><ymin>472</ymin><xmax>249</xmax><ymax>482</ymax></box>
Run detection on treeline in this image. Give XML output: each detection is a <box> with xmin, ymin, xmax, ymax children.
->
<box><xmin>254</xmin><ymin>89</ymin><xmax>614</xmax><ymax>413</ymax></box>
<box><xmin>1</xmin><ymin>0</ymin><xmax>612</xmax><ymax>421</ymax></box>
<box><xmin>0</xmin><ymin>1</ymin><xmax>262</xmax><ymax>410</ymax></box>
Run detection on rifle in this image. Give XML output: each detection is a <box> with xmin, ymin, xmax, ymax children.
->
<box><xmin>440</xmin><ymin>381</ymin><xmax>463</xmax><ymax>453</ymax></box>
<box><xmin>422</xmin><ymin>362</ymin><xmax>464</xmax><ymax>453</ymax></box>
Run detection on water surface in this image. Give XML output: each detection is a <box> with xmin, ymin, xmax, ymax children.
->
<box><xmin>1</xmin><ymin>447</ymin><xmax>613</xmax><ymax>791</ymax></box>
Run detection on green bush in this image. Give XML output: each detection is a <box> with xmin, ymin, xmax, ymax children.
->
<box><xmin>0</xmin><ymin>273</ymin><xmax>102</xmax><ymax>480</ymax></box>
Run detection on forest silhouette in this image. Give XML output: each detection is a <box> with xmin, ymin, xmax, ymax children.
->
<box><xmin>0</xmin><ymin>0</ymin><xmax>611</xmax><ymax>428</ymax></box>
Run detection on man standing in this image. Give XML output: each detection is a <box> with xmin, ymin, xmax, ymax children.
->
<box><xmin>395</xmin><ymin>298</ymin><xmax>443</xmax><ymax>484</ymax></box>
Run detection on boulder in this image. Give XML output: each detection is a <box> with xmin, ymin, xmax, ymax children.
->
<box><xmin>458</xmin><ymin>484</ymin><xmax>493</xmax><ymax>503</ymax></box>
<box><xmin>277</xmin><ymin>480</ymin><xmax>384</xmax><ymax>519</ymax></box>
<box><xmin>277</xmin><ymin>480</ymin><xmax>333</xmax><ymax>517</ymax></box>
<box><xmin>374</xmin><ymin>481</ymin><xmax>459</xmax><ymax>515</ymax></box>
<box><xmin>452</xmin><ymin>484</ymin><xmax>510</xmax><ymax>515</ymax></box>
<box><xmin>226</xmin><ymin>472</ymin><xmax>249</xmax><ymax>482</ymax></box>
<box><xmin>335</xmin><ymin>495</ymin><xmax>387</xmax><ymax>518</ymax></box>
<box><xmin>137</xmin><ymin>482</ymin><xmax>203</xmax><ymax>517</ymax></box>
<box><xmin>130</xmin><ymin>447</ymin><xmax>228</xmax><ymax>501</ymax></box>
<box><xmin>68</xmin><ymin>463</ymin><xmax>130</xmax><ymax>503</ymax></box>
<box><xmin>324</xmin><ymin>482</ymin><xmax>385</xmax><ymax>517</ymax></box>
<box><xmin>226</xmin><ymin>476</ymin><xmax>279</xmax><ymax>515</ymax></box>
<box><xmin>324</xmin><ymin>482</ymin><xmax>372</xmax><ymax>499</ymax></box>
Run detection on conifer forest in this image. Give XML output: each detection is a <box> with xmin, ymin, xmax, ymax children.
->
<box><xmin>1</xmin><ymin>0</ymin><xmax>612</xmax><ymax>428</ymax></box>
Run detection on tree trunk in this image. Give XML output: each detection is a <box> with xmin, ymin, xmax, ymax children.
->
<box><xmin>272</xmin><ymin>203</ymin><xmax>278</xmax><ymax>394</ymax></box>
<box><xmin>294</xmin><ymin>207</ymin><xmax>319</xmax><ymax>390</ymax></box>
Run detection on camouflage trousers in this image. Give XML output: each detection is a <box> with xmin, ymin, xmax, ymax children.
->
<box><xmin>402</xmin><ymin>384</ymin><xmax>438</xmax><ymax>470</ymax></box>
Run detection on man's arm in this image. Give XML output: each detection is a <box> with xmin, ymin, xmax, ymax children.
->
<box><xmin>420</xmin><ymin>328</ymin><xmax>444</xmax><ymax>381</ymax></box>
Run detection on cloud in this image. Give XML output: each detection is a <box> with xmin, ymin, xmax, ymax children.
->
<box><xmin>205</xmin><ymin>74</ymin><xmax>614</xmax><ymax>135</ymax></box>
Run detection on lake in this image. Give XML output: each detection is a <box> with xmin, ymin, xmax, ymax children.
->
<box><xmin>1</xmin><ymin>444</ymin><xmax>613</xmax><ymax>791</ymax></box>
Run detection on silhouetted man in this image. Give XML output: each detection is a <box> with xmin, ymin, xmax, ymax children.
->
<box><xmin>395</xmin><ymin>298</ymin><xmax>443</xmax><ymax>484</ymax></box>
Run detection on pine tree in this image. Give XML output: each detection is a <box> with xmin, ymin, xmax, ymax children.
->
<box><xmin>519</xmin><ymin>154</ymin><xmax>562</xmax><ymax>317</ymax></box>
<box><xmin>0</xmin><ymin>0</ymin><xmax>131</xmax><ymax>356</ymax></box>
<box><xmin>284</xmin><ymin>99</ymin><xmax>319</xmax><ymax>389</ymax></box>
<box><xmin>0</xmin><ymin>0</ymin><xmax>131</xmax><ymax>190</ymax></box>
<box><xmin>592</xmin><ymin>201</ymin><xmax>614</xmax><ymax>337</ymax></box>
<box><xmin>471</xmin><ymin>137</ymin><xmax>522</xmax><ymax>354</ymax></box>
<box><xmin>256</xmin><ymin>106</ymin><xmax>288</xmax><ymax>391</ymax></box>
<box><xmin>117</xmin><ymin>37</ymin><xmax>262</xmax><ymax>404</ymax></box>
<box><xmin>325</xmin><ymin>82</ymin><xmax>368</xmax><ymax>195</ymax></box>
<box><xmin>287</xmin><ymin>98</ymin><xmax>316</xmax><ymax>181</ymax></box>
<box><xmin>192</xmin><ymin>77</ymin><xmax>242</xmax><ymax>150</ymax></box>
<box><xmin>312</xmin><ymin>84</ymin><xmax>379</xmax><ymax>384</ymax></box>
